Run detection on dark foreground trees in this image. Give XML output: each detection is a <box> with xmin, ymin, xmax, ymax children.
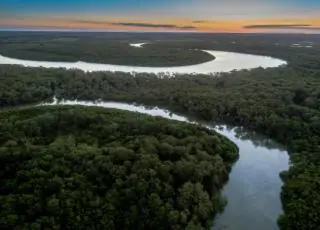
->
<box><xmin>0</xmin><ymin>106</ymin><xmax>238</xmax><ymax>230</ymax></box>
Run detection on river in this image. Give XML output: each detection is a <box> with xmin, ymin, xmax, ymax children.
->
<box><xmin>41</xmin><ymin>98</ymin><xmax>289</xmax><ymax>230</ymax></box>
<box><xmin>0</xmin><ymin>50</ymin><xmax>286</xmax><ymax>75</ymax></box>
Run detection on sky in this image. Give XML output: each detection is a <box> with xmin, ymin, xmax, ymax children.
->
<box><xmin>0</xmin><ymin>0</ymin><xmax>319</xmax><ymax>33</ymax></box>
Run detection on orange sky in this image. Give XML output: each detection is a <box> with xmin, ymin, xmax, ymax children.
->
<box><xmin>1</xmin><ymin>16</ymin><xmax>320</xmax><ymax>33</ymax></box>
<box><xmin>1</xmin><ymin>0</ymin><xmax>319</xmax><ymax>33</ymax></box>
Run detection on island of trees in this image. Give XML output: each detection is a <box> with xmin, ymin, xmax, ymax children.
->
<box><xmin>0</xmin><ymin>32</ymin><xmax>214</xmax><ymax>67</ymax></box>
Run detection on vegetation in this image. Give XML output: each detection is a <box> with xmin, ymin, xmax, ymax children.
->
<box><xmin>1</xmin><ymin>63</ymin><xmax>320</xmax><ymax>229</ymax></box>
<box><xmin>1</xmin><ymin>32</ymin><xmax>319</xmax><ymax>69</ymax></box>
<box><xmin>0</xmin><ymin>32</ymin><xmax>320</xmax><ymax>229</ymax></box>
<box><xmin>0</xmin><ymin>32</ymin><xmax>214</xmax><ymax>66</ymax></box>
<box><xmin>0</xmin><ymin>106</ymin><xmax>238</xmax><ymax>229</ymax></box>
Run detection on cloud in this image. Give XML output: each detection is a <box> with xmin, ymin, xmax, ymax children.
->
<box><xmin>66</xmin><ymin>20</ymin><xmax>197</xmax><ymax>30</ymax></box>
<box><xmin>244</xmin><ymin>24</ymin><xmax>320</xmax><ymax>30</ymax></box>
<box><xmin>111</xmin><ymin>22</ymin><xmax>197</xmax><ymax>30</ymax></box>
<box><xmin>192</xmin><ymin>20</ymin><xmax>208</xmax><ymax>24</ymax></box>
<box><xmin>70</xmin><ymin>20</ymin><xmax>110</xmax><ymax>25</ymax></box>
<box><xmin>244</xmin><ymin>24</ymin><xmax>310</xmax><ymax>28</ymax></box>
<box><xmin>179</xmin><ymin>25</ymin><xmax>198</xmax><ymax>29</ymax></box>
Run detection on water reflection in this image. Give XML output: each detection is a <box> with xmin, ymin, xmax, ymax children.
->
<box><xmin>232</xmin><ymin>126</ymin><xmax>286</xmax><ymax>151</ymax></box>
<box><xmin>213</xmin><ymin>126</ymin><xmax>289</xmax><ymax>230</ymax></box>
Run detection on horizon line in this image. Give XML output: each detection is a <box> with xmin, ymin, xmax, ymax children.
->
<box><xmin>1</xmin><ymin>28</ymin><xmax>320</xmax><ymax>35</ymax></box>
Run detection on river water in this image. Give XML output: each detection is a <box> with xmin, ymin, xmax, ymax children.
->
<box><xmin>41</xmin><ymin>98</ymin><xmax>289</xmax><ymax>230</ymax></box>
<box><xmin>0</xmin><ymin>50</ymin><xmax>286</xmax><ymax>75</ymax></box>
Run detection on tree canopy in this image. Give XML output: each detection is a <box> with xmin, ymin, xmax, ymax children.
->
<box><xmin>0</xmin><ymin>106</ymin><xmax>238</xmax><ymax>230</ymax></box>
<box><xmin>0</xmin><ymin>33</ymin><xmax>214</xmax><ymax>67</ymax></box>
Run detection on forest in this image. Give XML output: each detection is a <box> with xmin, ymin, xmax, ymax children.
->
<box><xmin>0</xmin><ymin>106</ymin><xmax>238</xmax><ymax>229</ymax></box>
<box><xmin>0</xmin><ymin>32</ymin><xmax>214</xmax><ymax>66</ymax></box>
<box><xmin>1</xmin><ymin>63</ymin><xmax>319</xmax><ymax>229</ymax></box>
<box><xmin>0</xmin><ymin>32</ymin><xmax>320</xmax><ymax>229</ymax></box>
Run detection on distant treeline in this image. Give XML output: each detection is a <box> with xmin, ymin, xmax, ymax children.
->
<box><xmin>0</xmin><ymin>32</ymin><xmax>319</xmax><ymax>70</ymax></box>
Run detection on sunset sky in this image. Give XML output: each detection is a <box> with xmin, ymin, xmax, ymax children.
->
<box><xmin>0</xmin><ymin>0</ymin><xmax>319</xmax><ymax>33</ymax></box>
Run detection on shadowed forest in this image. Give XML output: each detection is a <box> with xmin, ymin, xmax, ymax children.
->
<box><xmin>0</xmin><ymin>106</ymin><xmax>238</xmax><ymax>229</ymax></box>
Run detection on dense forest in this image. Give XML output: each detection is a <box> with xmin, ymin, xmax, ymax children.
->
<box><xmin>0</xmin><ymin>32</ymin><xmax>320</xmax><ymax>229</ymax></box>
<box><xmin>0</xmin><ymin>106</ymin><xmax>238</xmax><ymax>229</ymax></box>
<box><xmin>1</xmin><ymin>63</ymin><xmax>319</xmax><ymax>229</ymax></box>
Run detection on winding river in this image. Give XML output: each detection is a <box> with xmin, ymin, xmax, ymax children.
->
<box><xmin>41</xmin><ymin>98</ymin><xmax>289</xmax><ymax>230</ymax></box>
<box><xmin>0</xmin><ymin>50</ymin><xmax>286</xmax><ymax>75</ymax></box>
